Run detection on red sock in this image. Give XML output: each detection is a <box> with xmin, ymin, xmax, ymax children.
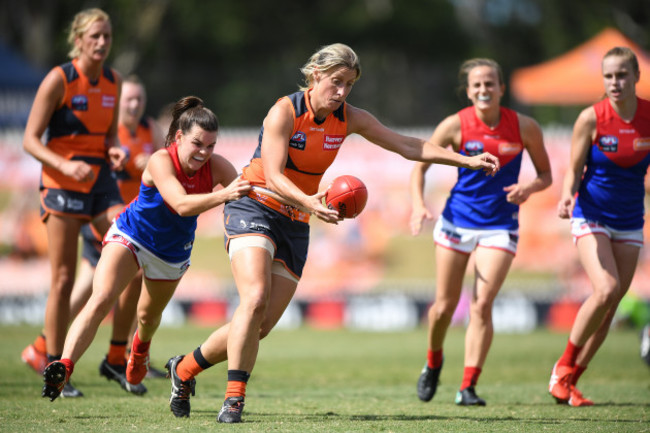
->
<box><xmin>59</xmin><ymin>358</ymin><xmax>75</xmax><ymax>378</ymax></box>
<box><xmin>571</xmin><ymin>364</ymin><xmax>587</xmax><ymax>386</ymax></box>
<box><xmin>460</xmin><ymin>366</ymin><xmax>481</xmax><ymax>390</ymax></box>
<box><xmin>557</xmin><ymin>340</ymin><xmax>582</xmax><ymax>368</ymax></box>
<box><xmin>34</xmin><ymin>334</ymin><xmax>47</xmax><ymax>354</ymax></box>
<box><xmin>427</xmin><ymin>349</ymin><xmax>443</xmax><ymax>369</ymax></box>
<box><xmin>107</xmin><ymin>341</ymin><xmax>127</xmax><ymax>365</ymax></box>
<box><xmin>131</xmin><ymin>330</ymin><xmax>151</xmax><ymax>354</ymax></box>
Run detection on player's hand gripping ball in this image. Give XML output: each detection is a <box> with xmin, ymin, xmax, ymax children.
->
<box><xmin>325</xmin><ymin>175</ymin><xmax>368</xmax><ymax>219</ymax></box>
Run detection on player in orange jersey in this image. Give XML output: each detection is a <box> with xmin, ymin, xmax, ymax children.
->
<box><xmin>163</xmin><ymin>43</ymin><xmax>500</xmax><ymax>423</ymax></box>
<box><xmin>410</xmin><ymin>58</ymin><xmax>551</xmax><ymax>406</ymax></box>
<box><xmin>550</xmin><ymin>47</ymin><xmax>650</xmax><ymax>407</ymax></box>
<box><xmin>22</xmin><ymin>8</ymin><xmax>126</xmax><ymax>398</ymax></box>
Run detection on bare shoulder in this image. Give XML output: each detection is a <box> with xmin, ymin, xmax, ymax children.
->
<box><xmin>516</xmin><ymin>112</ymin><xmax>543</xmax><ymax>135</ymax></box>
<box><xmin>346</xmin><ymin>104</ymin><xmax>377</xmax><ymax>134</ymax></box>
<box><xmin>576</xmin><ymin>105</ymin><xmax>597</xmax><ymax>127</ymax></box>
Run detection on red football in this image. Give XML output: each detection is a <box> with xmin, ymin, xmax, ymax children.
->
<box><xmin>325</xmin><ymin>175</ymin><xmax>368</xmax><ymax>219</ymax></box>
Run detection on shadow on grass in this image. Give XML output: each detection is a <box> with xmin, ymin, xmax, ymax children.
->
<box><xmin>190</xmin><ymin>409</ymin><xmax>648</xmax><ymax>425</ymax></box>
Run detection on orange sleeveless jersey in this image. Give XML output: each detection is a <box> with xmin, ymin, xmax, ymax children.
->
<box><xmin>117</xmin><ymin>118</ymin><xmax>155</xmax><ymax>202</ymax></box>
<box><xmin>242</xmin><ymin>90</ymin><xmax>348</xmax><ymax>196</ymax></box>
<box><xmin>42</xmin><ymin>58</ymin><xmax>118</xmax><ymax>192</ymax></box>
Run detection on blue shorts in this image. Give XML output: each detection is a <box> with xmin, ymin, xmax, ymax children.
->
<box><xmin>40</xmin><ymin>159</ymin><xmax>123</xmax><ymax>221</ymax></box>
<box><xmin>223</xmin><ymin>196</ymin><xmax>310</xmax><ymax>279</ymax></box>
<box><xmin>80</xmin><ymin>223</ymin><xmax>102</xmax><ymax>267</ymax></box>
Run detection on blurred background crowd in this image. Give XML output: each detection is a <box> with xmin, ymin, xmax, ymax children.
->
<box><xmin>1</xmin><ymin>0</ymin><xmax>649</xmax><ymax>330</ymax></box>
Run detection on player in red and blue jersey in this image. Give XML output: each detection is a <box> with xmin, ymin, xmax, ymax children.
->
<box><xmin>41</xmin><ymin>96</ymin><xmax>251</xmax><ymax>402</ymax></box>
<box><xmin>549</xmin><ymin>46</ymin><xmax>650</xmax><ymax>407</ymax></box>
<box><xmin>410</xmin><ymin>58</ymin><xmax>552</xmax><ymax>406</ymax></box>
<box><xmin>163</xmin><ymin>43</ymin><xmax>500</xmax><ymax>424</ymax></box>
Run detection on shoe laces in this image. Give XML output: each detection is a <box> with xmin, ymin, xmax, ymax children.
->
<box><xmin>224</xmin><ymin>398</ymin><xmax>244</xmax><ymax>413</ymax></box>
<box><xmin>175</xmin><ymin>378</ymin><xmax>196</xmax><ymax>400</ymax></box>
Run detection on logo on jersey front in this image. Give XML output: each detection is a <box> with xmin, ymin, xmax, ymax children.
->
<box><xmin>633</xmin><ymin>137</ymin><xmax>650</xmax><ymax>151</ymax></box>
<box><xmin>499</xmin><ymin>142</ymin><xmax>522</xmax><ymax>155</ymax></box>
<box><xmin>289</xmin><ymin>131</ymin><xmax>307</xmax><ymax>150</ymax></box>
<box><xmin>598</xmin><ymin>135</ymin><xmax>618</xmax><ymax>152</ymax></box>
<box><xmin>323</xmin><ymin>134</ymin><xmax>344</xmax><ymax>150</ymax></box>
<box><xmin>464</xmin><ymin>140</ymin><xmax>484</xmax><ymax>156</ymax></box>
<box><xmin>71</xmin><ymin>95</ymin><xmax>88</xmax><ymax>111</ymax></box>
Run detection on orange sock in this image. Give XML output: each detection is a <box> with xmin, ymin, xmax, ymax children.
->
<box><xmin>225</xmin><ymin>381</ymin><xmax>247</xmax><ymax>398</ymax></box>
<box><xmin>176</xmin><ymin>347</ymin><xmax>215</xmax><ymax>382</ymax></box>
<box><xmin>460</xmin><ymin>366</ymin><xmax>481</xmax><ymax>390</ymax></box>
<box><xmin>33</xmin><ymin>334</ymin><xmax>46</xmax><ymax>354</ymax></box>
<box><xmin>558</xmin><ymin>340</ymin><xmax>582</xmax><ymax>368</ymax></box>
<box><xmin>107</xmin><ymin>341</ymin><xmax>127</xmax><ymax>365</ymax></box>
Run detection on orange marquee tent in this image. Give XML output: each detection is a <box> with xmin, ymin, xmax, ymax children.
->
<box><xmin>510</xmin><ymin>28</ymin><xmax>650</xmax><ymax>105</ymax></box>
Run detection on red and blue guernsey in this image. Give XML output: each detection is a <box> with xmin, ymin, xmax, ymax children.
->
<box><xmin>573</xmin><ymin>97</ymin><xmax>650</xmax><ymax>230</ymax></box>
<box><xmin>115</xmin><ymin>142</ymin><xmax>213</xmax><ymax>262</ymax></box>
<box><xmin>442</xmin><ymin>106</ymin><xmax>524</xmax><ymax>230</ymax></box>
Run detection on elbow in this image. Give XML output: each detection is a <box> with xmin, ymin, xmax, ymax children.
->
<box><xmin>541</xmin><ymin>171</ymin><xmax>553</xmax><ymax>189</ymax></box>
<box><xmin>173</xmin><ymin>202</ymin><xmax>195</xmax><ymax>217</ymax></box>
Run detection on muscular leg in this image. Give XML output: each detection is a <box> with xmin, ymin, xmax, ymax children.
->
<box><xmin>464</xmin><ymin>247</ymin><xmax>513</xmax><ymax>368</ymax></box>
<box><xmin>199</xmin><ymin>271</ymin><xmax>298</xmax><ymax>364</ymax></box>
<box><xmin>112</xmin><ymin>271</ymin><xmax>144</xmax><ymax>343</ymax></box>
<box><xmin>44</xmin><ymin>215</ymin><xmax>84</xmax><ymax>356</ymax></box>
<box><xmin>427</xmin><ymin>247</ymin><xmax>470</xmax><ymax>351</ymax></box>
<box><xmin>575</xmin><ymin>241</ymin><xmax>640</xmax><ymax>366</ymax></box>
<box><xmin>568</xmin><ymin>235</ymin><xmax>622</xmax><ymax>347</ymax></box>
<box><xmin>61</xmin><ymin>243</ymin><xmax>139</xmax><ymax>363</ymax></box>
<box><xmin>135</xmin><ymin>276</ymin><xmax>180</xmax><ymax>343</ymax></box>
<box><xmin>69</xmin><ymin>258</ymin><xmax>95</xmax><ymax>318</ymax></box>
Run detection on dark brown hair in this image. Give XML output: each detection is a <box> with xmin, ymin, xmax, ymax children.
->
<box><xmin>165</xmin><ymin>96</ymin><xmax>219</xmax><ymax>147</ymax></box>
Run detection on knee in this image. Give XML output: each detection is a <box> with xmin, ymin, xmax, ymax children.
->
<box><xmin>137</xmin><ymin>309</ymin><xmax>161</xmax><ymax>329</ymax></box>
<box><xmin>470</xmin><ymin>298</ymin><xmax>493</xmax><ymax>322</ymax></box>
<box><xmin>592</xmin><ymin>280</ymin><xmax>619</xmax><ymax>308</ymax></box>
<box><xmin>51</xmin><ymin>269</ymin><xmax>76</xmax><ymax>295</ymax></box>
<box><xmin>240</xmin><ymin>285</ymin><xmax>270</xmax><ymax>314</ymax></box>
<box><xmin>429</xmin><ymin>301</ymin><xmax>457</xmax><ymax>323</ymax></box>
<box><xmin>84</xmin><ymin>294</ymin><xmax>114</xmax><ymax>320</ymax></box>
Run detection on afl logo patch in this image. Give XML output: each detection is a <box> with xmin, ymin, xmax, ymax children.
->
<box><xmin>71</xmin><ymin>95</ymin><xmax>88</xmax><ymax>111</ymax></box>
<box><xmin>289</xmin><ymin>131</ymin><xmax>307</xmax><ymax>150</ymax></box>
<box><xmin>633</xmin><ymin>137</ymin><xmax>650</xmax><ymax>151</ymax></box>
<box><xmin>464</xmin><ymin>140</ymin><xmax>484</xmax><ymax>156</ymax></box>
<box><xmin>598</xmin><ymin>135</ymin><xmax>618</xmax><ymax>152</ymax></box>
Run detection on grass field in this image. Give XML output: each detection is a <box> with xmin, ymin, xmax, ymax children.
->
<box><xmin>1</xmin><ymin>324</ymin><xmax>648</xmax><ymax>432</ymax></box>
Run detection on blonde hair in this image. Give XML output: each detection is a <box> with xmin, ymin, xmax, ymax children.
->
<box><xmin>603</xmin><ymin>46</ymin><xmax>640</xmax><ymax>77</ymax></box>
<box><xmin>67</xmin><ymin>8</ymin><xmax>111</xmax><ymax>59</ymax></box>
<box><xmin>299</xmin><ymin>43</ymin><xmax>361</xmax><ymax>91</ymax></box>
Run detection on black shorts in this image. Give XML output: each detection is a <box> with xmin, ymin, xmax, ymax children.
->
<box><xmin>223</xmin><ymin>197</ymin><xmax>310</xmax><ymax>278</ymax></box>
<box><xmin>80</xmin><ymin>223</ymin><xmax>102</xmax><ymax>267</ymax></box>
<box><xmin>40</xmin><ymin>159</ymin><xmax>123</xmax><ymax>221</ymax></box>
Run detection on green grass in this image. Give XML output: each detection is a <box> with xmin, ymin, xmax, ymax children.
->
<box><xmin>1</xmin><ymin>325</ymin><xmax>648</xmax><ymax>432</ymax></box>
